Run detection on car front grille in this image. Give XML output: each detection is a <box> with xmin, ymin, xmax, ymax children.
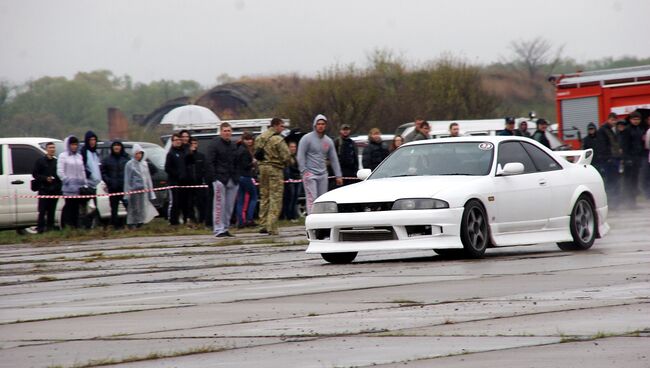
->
<box><xmin>338</xmin><ymin>202</ymin><xmax>393</xmax><ymax>213</ymax></box>
<box><xmin>339</xmin><ymin>227</ymin><xmax>396</xmax><ymax>241</ymax></box>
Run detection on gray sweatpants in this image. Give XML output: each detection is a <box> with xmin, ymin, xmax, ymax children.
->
<box><xmin>302</xmin><ymin>171</ymin><xmax>329</xmax><ymax>215</ymax></box>
<box><xmin>213</xmin><ymin>179</ymin><xmax>239</xmax><ymax>235</ymax></box>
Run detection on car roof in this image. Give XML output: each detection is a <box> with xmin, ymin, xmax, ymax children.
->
<box><xmin>402</xmin><ymin>135</ymin><xmax>536</xmax><ymax>146</ymax></box>
<box><xmin>95</xmin><ymin>141</ymin><xmax>162</xmax><ymax>148</ymax></box>
<box><xmin>0</xmin><ymin>137</ymin><xmax>62</xmax><ymax>145</ymax></box>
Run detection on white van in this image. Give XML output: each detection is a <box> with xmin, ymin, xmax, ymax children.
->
<box><xmin>0</xmin><ymin>138</ymin><xmax>119</xmax><ymax>233</ymax></box>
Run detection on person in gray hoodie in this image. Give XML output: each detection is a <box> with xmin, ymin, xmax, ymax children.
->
<box><xmin>56</xmin><ymin>136</ymin><xmax>87</xmax><ymax>228</ymax></box>
<box><xmin>297</xmin><ymin>114</ymin><xmax>342</xmax><ymax>215</ymax></box>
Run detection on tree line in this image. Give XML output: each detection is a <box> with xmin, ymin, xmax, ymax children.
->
<box><xmin>1</xmin><ymin>41</ymin><xmax>649</xmax><ymax>140</ymax></box>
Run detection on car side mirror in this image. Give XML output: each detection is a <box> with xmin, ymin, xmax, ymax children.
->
<box><xmin>357</xmin><ymin>169</ymin><xmax>372</xmax><ymax>180</ymax></box>
<box><xmin>497</xmin><ymin>162</ymin><xmax>524</xmax><ymax>176</ymax></box>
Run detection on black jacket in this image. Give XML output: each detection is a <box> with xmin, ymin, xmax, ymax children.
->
<box><xmin>582</xmin><ymin>133</ymin><xmax>597</xmax><ymax>151</ymax></box>
<box><xmin>32</xmin><ymin>155</ymin><xmax>62</xmax><ymax>195</ymax></box>
<box><xmin>620</xmin><ymin>124</ymin><xmax>645</xmax><ymax>159</ymax></box>
<box><xmin>207</xmin><ymin>137</ymin><xmax>241</xmax><ymax>185</ymax></box>
<box><xmin>238</xmin><ymin>143</ymin><xmax>256</xmax><ymax>178</ymax></box>
<box><xmin>363</xmin><ymin>140</ymin><xmax>390</xmax><ymax>171</ymax></box>
<box><xmin>100</xmin><ymin>142</ymin><xmax>130</xmax><ymax>193</ymax></box>
<box><xmin>284</xmin><ymin>153</ymin><xmax>301</xmax><ymax>180</ymax></box>
<box><xmin>187</xmin><ymin>150</ymin><xmax>209</xmax><ymax>184</ymax></box>
<box><xmin>165</xmin><ymin>146</ymin><xmax>189</xmax><ymax>185</ymax></box>
<box><xmin>335</xmin><ymin>136</ymin><xmax>359</xmax><ymax>177</ymax></box>
<box><xmin>531</xmin><ymin>130</ymin><xmax>550</xmax><ymax>149</ymax></box>
<box><xmin>594</xmin><ymin>124</ymin><xmax>621</xmax><ymax>162</ymax></box>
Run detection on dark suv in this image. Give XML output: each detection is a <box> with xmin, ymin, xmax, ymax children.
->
<box><xmin>95</xmin><ymin>141</ymin><xmax>169</xmax><ymax>214</ymax></box>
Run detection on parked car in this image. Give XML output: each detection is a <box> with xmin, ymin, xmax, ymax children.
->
<box><xmin>396</xmin><ymin>119</ymin><xmax>570</xmax><ymax>150</ymax></box>
<box><xmin>0</xmin><ymin>138</ymin><xmax>120</xmax><ymax>233</ymax></box>
<box><xmin>351</xmin><ymin>134</ymin><xmax>395</xmax><ymax>170</ymax></box>
<box><xmin>305</xmin><ymin>136</ymin><xmax>608</xmax><ymax>264</ymax></box>
<box><xmin>94</xmin><ymin>141</ymin><xmax>168</xmax><ymax>213</ymax></box>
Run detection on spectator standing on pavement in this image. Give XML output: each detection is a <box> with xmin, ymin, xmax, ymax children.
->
<box><xmin>390</xmin><ymin>135</ymin><xmax>404</xmax><ymax>152</ymax></box>
<box><xmin>57</xmin><ymin>136</ymin><xmax>87</xmax><ymax>228</ymax></box>
<box><xmin>101</xmin><ymin>141</ymin><xmax>130</xmax><ymax>229</ymax></box>
<box><xmin>531</xmin><ymin>119</ymin><xmax>551</xmax><ymax>149</ymax></box>
<box><xmin>124</xmin><ymin>144</ymin><xmax>157</xmax><ymax>228</ymax></box>
<box><xmin>582</xmin><ymin>123</ymin><xmax>598</xmax><ymax>151</ymax></box>
<box><xmin>497</xmin><ymin>117</ymin><xmax>516</xmax><ymax>136</ymax></box>
<box><xmin>334</xmin><ymin>124</ymin><xmax>358</xmax><ymax>185</ymax></box>
<box><xmin>165</xmin><ymin>133</ymin><xmax>191</xmax><ymax>225</ymax></box>
<box><xmin>619</xmin><ymin>111</ymin><xmax>645</xmax><ymax>208</ymax></box>
<box><xmin>255</xmin><ymin>118</ymin><xmax>292</xmax><ymax>235</ymax></box>
<box><xmin>518</xmin><ymin>120</ymin><xmax>532</xmax><ymax>137</ymax></box>
<box><xmin>449</xmin><ymin>122</ymin><xmax>461</xmax><ymax>137</ymax></box>
<box><xmin>187</xmin><ymin>137</ymin><xmax>209</xmax><ymax>225</ymax></box>
<box><xmin>80</xmin><ymin>131</ymin><xmax>102</xmax><ymax>228</ymax></box>
<box><xmin>297</xmin><ymin>114</ymin><xmax>343</xmax><ymax>215</ymax></box>
<box><xmin>403</xmin><ymin>117</ymin><xmax>426</xmax><ymax>143</ymax></box>
<box><xmin>412</xmin><ymin>121</ymin><xmax>431</xmax><ymax>141</ymax></box>
<box><xmin>235</xmin><ymin>132</ymin><xmax>259</xmax><ymax>228</ymax></box>
<box><xmin>282</xmin><ymin>141</ymin><xmax>301</xmax><ymax>221</ymax></box>
<box><xmin>32</xmin><ymin>142</ymin><xmax>62</xmax><ymax>233</ymax></box>
<box><xmin>644</xmin><ymin>119</ymin><xmax>650</xmax><ymax>199</ymax></box>
<box><xmin>594</xmin><ymin>113</ymin><xmax>623</xmax><ymax>207</ymax></box>
<box><xmin>363</xmin><ymin>128</ymin><xmax>390</xmax><ymax>171</ymax></box>
<box><xmin>208</xmin><ymin>122</ymin><xmax>241</xmax><ymax>237</ymax></box>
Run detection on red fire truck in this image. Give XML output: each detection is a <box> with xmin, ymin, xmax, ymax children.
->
<box><xmin>551</xmin><ymin>65</ymin><xmax>650</xmax><ymax>149</ymax></box>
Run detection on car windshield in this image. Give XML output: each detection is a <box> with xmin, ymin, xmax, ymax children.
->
<box><xmin>369</xmin><ymin>142</ymin><xmax>494</xmax><ymax>179</ymax></box>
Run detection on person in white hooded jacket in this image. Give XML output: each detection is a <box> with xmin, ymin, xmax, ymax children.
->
<box><xmin>124</xmin><ymin>144</ymin><xmax>158</xmax><ymax>228</ymax></box>
<box><xmin>297</xmin><ymin>114</ymin><xmax>342</xmax><ymax>215</ymax></box>
<box><xmin>57</xmin><ymin>135</ymin><xmax>87</xmax><ymax>228</ymax></box>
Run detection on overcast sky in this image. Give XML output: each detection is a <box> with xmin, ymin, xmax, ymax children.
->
<box><xmin>2</xmin><ymin>0</ymin><xmax>649</xmax><ymax>87</ymax></box>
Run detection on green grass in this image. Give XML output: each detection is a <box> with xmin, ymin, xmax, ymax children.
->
<box><xmin>0</xmin><ymin>217</ymin><xmax>307</xmax><ymax>245</ymax></box>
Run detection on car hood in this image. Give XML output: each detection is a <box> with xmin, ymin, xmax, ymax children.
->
<box><xmin>317</xmin><ymin>176</ymin><xmax>484</xmax><ymax>203</ymax></box>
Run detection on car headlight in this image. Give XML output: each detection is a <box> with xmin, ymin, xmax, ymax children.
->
<box><xmin>312</xmin><ymin>201</ymin><xmax>338</xmax><ymax>214</ymax></box>
<box><xmin>392</xmin><ymin>198</ymin><xmax>449</xmax><ymax>210</ymax></box>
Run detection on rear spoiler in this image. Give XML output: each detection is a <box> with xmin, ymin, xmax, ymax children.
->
<box><xmin>555</xmin><ymin>149</ymin><xmax>594</xmax><ymax>165</ymax></box>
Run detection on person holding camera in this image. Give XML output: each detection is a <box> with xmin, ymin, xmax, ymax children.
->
<box><xmin>32</xmin><ymin>142</ymin><xmax>62</xmax><ymax>233</ymax></box>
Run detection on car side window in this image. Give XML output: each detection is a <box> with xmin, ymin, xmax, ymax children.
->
<box><xmin>0</xmin><ymin>145</ymin><xmax>4</xmax><ymax>175</ymax></box>
<box><xmin>497</xmin><ymin>141</ymin><xmax>536</xmax><ymax>174</ymax></box>
<box><xmin>9</xmin><ymin>145</ymin><xmax>43</xmax><ymax>175</ymax></box>
<box><xmin>521</xmin><ymin>142</ymin><xmax>562</xmax><ymax>172</ymax></box>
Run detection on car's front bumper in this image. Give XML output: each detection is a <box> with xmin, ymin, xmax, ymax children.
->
<box><xmin>305</xmin><ymin>208</ymin><xmax>464</xmax><ymax>253</ymax></box>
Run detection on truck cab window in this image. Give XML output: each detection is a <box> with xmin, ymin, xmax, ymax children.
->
<box><xmin>10</xmin><ymin>145</ymin><xmax>43</xmax><ymax>175</ymax></box>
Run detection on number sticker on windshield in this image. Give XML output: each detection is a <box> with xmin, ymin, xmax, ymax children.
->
<box><xmin>478</xmin><ymin>142</ymin><xmax>494</xmax><ymax>150</ymax></box>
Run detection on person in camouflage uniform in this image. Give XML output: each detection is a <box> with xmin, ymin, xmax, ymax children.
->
<box><xmin>255</xmin><ymin>118</ymin><xmax>292</xmax><ymax>235</ymax></box>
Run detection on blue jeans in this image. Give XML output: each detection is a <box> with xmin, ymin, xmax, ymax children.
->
<box><xmin>235</xmin><ymin>176</ymin><xmax>258</xmax><ymax>226</ymax></box>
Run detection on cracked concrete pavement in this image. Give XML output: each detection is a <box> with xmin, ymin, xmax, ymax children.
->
<box><xmin>0</xmin><ymin>202</ymin><xmax>648</xmax><ymax>367</ymax></box>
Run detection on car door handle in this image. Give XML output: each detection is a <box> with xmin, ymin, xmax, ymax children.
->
<box><xmin>11</xmin><ymin>180</ymin><xmax>24</xmax><ymax>185</ymax></box>
<box><xmin>538</xmin><ymin>179</ymin><xmax>547</xmax><ymax>186</ymax></box>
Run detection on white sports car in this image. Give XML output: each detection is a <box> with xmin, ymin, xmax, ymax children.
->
<box><xmin>305</xmin><ymin>136</ymin><xmax>608</xmax><ymax>264</ymax></box>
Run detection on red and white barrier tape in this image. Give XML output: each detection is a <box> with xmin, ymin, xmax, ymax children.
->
<box><xmin>0</xmin><ymin>185</ymin><xmax>209</xmax><ymax>200</ymax></box>
<box><xmin>1</xmin><ymin>177</ymin><xmax>361</xmax><ymax>200</ymax></box>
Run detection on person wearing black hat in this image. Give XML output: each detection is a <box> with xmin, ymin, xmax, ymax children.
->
<box><xmin>594</xmin><ymin>113</ymin><xmax>623</xmax><ymax>207</ymax></box>
<box><xmin>531</xmin><ymin>119</ymin><xmax>551</xmax><ymax>148</ymax></box>
<box><xmin>334</xmin><ymin>123</ymin><xmax>358</xmax><ymax>185</ymax></box>
<box><xmin>619</xmin><ymin>111</ymin><xmax>645</xmax><ymax>208</ymax></box>
<box><xmin>497</xmin><ymin>117</ymin><xmax>516</xmax><ymax>136</ymax></box>
<box><xmin>582</xmin><ymin>123</ymin><xmax>598</xmax><ymax>151</ymax></box>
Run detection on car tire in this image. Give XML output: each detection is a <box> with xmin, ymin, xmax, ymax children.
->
<box><xmin>321</xmin><ymin>252</ymin><xmax>357</xmax><ymax>264</ymax></box>
<box><xmin>459</xmin><ymin>199</ymin><xmax>489</xmax><ymax>258</ymax></box>
<box><xmin>557</xmin><ymin>195</ymin><xmax>596</xmax><ymax>251</ymax></box>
